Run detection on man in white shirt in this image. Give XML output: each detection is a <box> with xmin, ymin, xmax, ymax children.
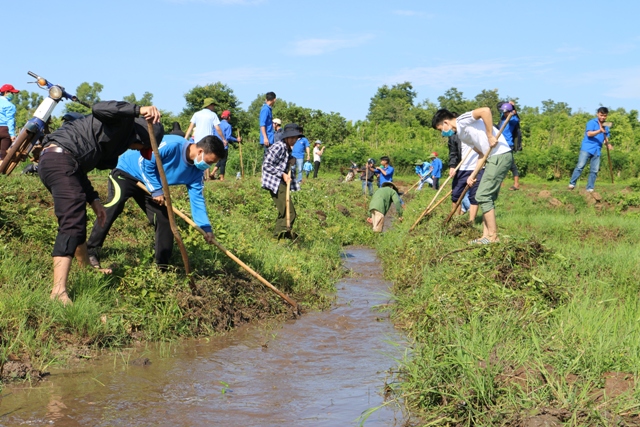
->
<box><xmin>432</xmin><ymin>107</ymin><xmax>513</xmax><ymax>244</ymax></box>
<box><xmin>184</xmin><ymin>98</ymin><xmax>228</xmax><ymax>147</ymax></box>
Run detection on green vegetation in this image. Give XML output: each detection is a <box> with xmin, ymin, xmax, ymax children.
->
<box><xmin>0</xmin><ymin>173</ymin><xmax>373</xmax><ymax>386</ymax></box>
<box><xmin>377</xmin><ymin>181</ymin><xmax>640</xmax><ymax>425</ymax></box>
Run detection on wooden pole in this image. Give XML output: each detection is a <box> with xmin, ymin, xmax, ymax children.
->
<box><xmin>238</xmin><ymin>129</ymin><xmax>244</xmax><ymax>179</ymax></box>
<box><xmin>404</xmin><ymin>177</ymin><xmax>423</xmax><ymax>196</ymax></box>
<box><xmin>285</xmin><ymin>169</ymin><xmax>292</xmax><ymax>230</ymax></box>
<box><xmin>135</xmin><ymin>182</ymin><xmax>298</xmax><ymax>310</ymax></box>
<box><xmin>146</xmin><ymin>122</ymin><xmax>196</xmax><ymax>293</ymax></box>
<box><xmin>443</xmin><ymin>112</ymin><xmax>513</xmax><ymax>226</ymax></box>
<box><xmin>600</xmin><ymin>122</ymin><xmax>614</xmax><ymax>184</ymax></box>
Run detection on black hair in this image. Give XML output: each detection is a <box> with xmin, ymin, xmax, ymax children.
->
<box><xmin>431</xmin><ymin>109</ymin><xmax>455</xmax><ymax>129</ymax></box>
<box><xmin>380</xmin><ymin>156</ymin><xmax>390</xmax><ymax>163</ymax></box>
<box><xmin>197</xmin><ymin>135</ymin><xmax>227</xmax><ymax>160</ymax></box>
<box><xmin>265</xmin><ymin>92</ymin><xmax>276</xmax><ymax>101</ymax></box>
<box><xmin>597</xmin><ymin>107</ymin><xmax>609</xmax><ymax>114</ymax></box>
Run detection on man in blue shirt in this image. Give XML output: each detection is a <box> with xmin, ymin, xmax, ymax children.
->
<box><xmin>0</xmin><ymin>84</ymin><xmax>19</xmax><ymax>161</ymax></box>
<box><xmin>259</xmin><ymin>92</ymin><xmax>276</xmax><ymax>156</ymax></box>
<box><xmin>291</xmin><ymin>133</ymin><xmax>310</xmax><ymax>183</ymax></box>
<box><xmin>414</xmin><ymin>160</ymin><xmax>433</xmax><ymax>190</ymax></box>
<box><xmin>497</xmin><ymin>101</ymin><xmax>522</xmax><ymax>190</ymax></box>
<box><xmin>568</xmin><ymin>107</ymin><xmax>612</xmax><ymax>192</ymax></box>
<box><xmin>211</xmin><ymin>110</ymin><xmax>241</xmax><ymax>181</ymax></box>
<box><xmin>374</xmin><ymin>156</ymin><xmax>394</xmax><ymax>187</ymax></box>
<box><xmin>429</xmin><ymin>152</ymin><xmax>443</xmax><ymax>190</ymax></box>
<box><xmin>87</xmin><ymin>134</ymin><xmax>226</xmax><ymax>268</ymax></box>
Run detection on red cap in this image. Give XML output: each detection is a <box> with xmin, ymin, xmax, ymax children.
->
<box><xmin>0</xmin><ymin>84</ymin><xmax>19</xmax><ymax>93</ymax></box>
<box><xmin>431</xmin><ymin>152</ymin><xmax>438</xmax><ymax>157</ymax></box>
<box><xmin>221</xmin><ymin>110</ymin><xmax>231</xmax><ymax>119</ymax></box>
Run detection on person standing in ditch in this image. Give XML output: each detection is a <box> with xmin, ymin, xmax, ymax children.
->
<box><xmin>367</xmin><ymin>182</ymin><xmax>404</xmax><ymax>233</ymax></box>
<box><xmin>210</xmin><ymin>110</ymin><xmax>241</xmax><ymax>181</ymax></box>
<box><xmin>291</xmin><ymin>130</ymin><xmax>310</xmax><ymax>183</ymax></box>
<box><xmin>497</xmin><ymin>101</ymin><xmax>522</xmax><ymax>190</ymax></box>
<box><xmin>312</xmin><ymin>140</ymin><xmax>325</xmax><ymax>178</ymax></box>
<box><xmin>86</xmin><ymin>134</ymin><xmax>226</xmax><ymax>269</ymax></box>
<box><xmin>568</xmin><ymin>107</ymin><xmax>612</xmax><ymax>192</ymax></box>
<box><xmin>259</xmin><ymin>92</ymin><xmax>277</xmax><ymax>157</ymax></box>
<box><xmin>262</xmin><ymin>123</ymin><xmax>303</xmax><ymax>239</ymax></box>
<box><xmin>374</xmin><ymin>156</ymin><xmax>394</xmax><ymax>188</ymax></box>
<box><xmin>184</xmin><ymin>98</ymin><xmax>228</xmax><ymax>151</ymax></box>
<box><xmin>432</xmin><ymin>107</ymin><xmax>512</xmax><ymax>244</ymax></box>
<box><xmin>38</xmin><ymin>101</ymin><xmax>162</xmax><ymax>305</ymax></box>
<box><xmin>0</xmin><ymin>83</ymin><xmax>20</xmax><ymax>161</ymax></box>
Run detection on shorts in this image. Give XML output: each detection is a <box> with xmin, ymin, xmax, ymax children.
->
<box><xmin>451</xmin><ymin>169</ymin><xmax>484</xmax><ymax>205</ymax></box>
<box><xmin>371</xmin><ymin>210</ymin><xmax>384</xmax><ymax>232</ymax></box>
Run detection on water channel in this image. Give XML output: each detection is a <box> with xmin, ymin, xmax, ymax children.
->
<box><xmin>0</xmin><ymin>247</ymin><xmax>406</xmax><ymax>426</ymax></box>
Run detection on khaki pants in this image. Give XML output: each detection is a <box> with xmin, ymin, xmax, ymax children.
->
<box><xmin>371</xmin><ymin>210</ymin><xmax>385</xmax><ymax>232</ymax></box>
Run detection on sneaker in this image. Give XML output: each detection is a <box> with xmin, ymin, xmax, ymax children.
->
<box><xmin>567</xmin><ymin>184</ymin><xmax>575</xmax><ymax>190</ymax></box>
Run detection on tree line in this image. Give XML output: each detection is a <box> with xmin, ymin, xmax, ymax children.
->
<box><xmin>10</xmin><ymin>81</ymin><xmax>640</xmax><ymax>180</ymax></box>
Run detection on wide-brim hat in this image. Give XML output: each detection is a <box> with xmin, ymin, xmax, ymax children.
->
<box><xmin>382</xmin><ymin>181</ymin><xmax>402</xmax><ymax>195</ymax></box>
<box><xmin>202</xmin><ymin>97</ymin><xmax>215</xmax><ymax>108</ymax></box>
<box><xmin>280</xmin><ymin>123</ymin><xmax>304</xmax><ymax>139</ymax></box>
<box><xmin>414</xmin><ymin>159</ymin><xmax>423</xmax><ymax>165</ymax></box>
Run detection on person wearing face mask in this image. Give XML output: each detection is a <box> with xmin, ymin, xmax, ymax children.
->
<box><xmin>432</xmin><ymin>107</ymin><xmax>512</xmax><ymax>244</ymax></box>
<box><xmin>0</xmin><ymin>84</ymin><xmax>20</xmax><ymax>160</ymax></box>
<box><xmin>86</xmin><ymin>134</ymin><xmax>226</xmax><ymax>269</ymax></box>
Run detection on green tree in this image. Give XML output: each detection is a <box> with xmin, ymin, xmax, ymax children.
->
<box><xmin>12</xmin><ymin>90</ymin><xmax>44</xmax><ymax>129</ymax></box>
<box><xmin>367</xmin><ymin>82</ymin><xmax>418</xmax><ymax>125</ymax></box>
<box><xmin>123</xmin><ymin>91</ymin><xmax>153</xmax><ymax>106</ymax></box>
<box><xmin>64</xmin><ymin>82</ymin><xmax>103</xmax><ymax>114</ymax></box>
<box><xmin>437</xmin><ymin>87</ymin><xmax>473</xmax><ymax>114</ymax></box>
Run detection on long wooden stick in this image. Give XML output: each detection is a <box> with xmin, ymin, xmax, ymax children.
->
<box><xmin>600</xmin><ymin>123</ymin><xmax>614</xmax><ymax>183</ymax></box>
<box><xmin>404</xmin><ymin>177</ymin><xmax>423</xmax><ymax>196</ymax></box>
<box><xmin>409</xmin><ymin>149</ymin><xmax>472</xmax><ymax>231</ymax></box>
<box><xmin>285</xmin><ymin>169</ymin><xmax>292</xmax><ymax>230</ymax></box>
<box><xmin>443</xmin><ymin>112</ymin><xmax>513</xmax><ymax>226</ymax></box>
<box><xmin>146</xmin><ymin>122</ymin><xmax>196</xmax><ymax>293</ymax></box>
<box><xmin>238</xmin><ymin>129</ymin><xmax>244</xmax><ymax>179</ymax></box>
<box><xmin>136</xmin><ymin>182</ymin><xmax>298</xmax><ymax>310</ymax></box>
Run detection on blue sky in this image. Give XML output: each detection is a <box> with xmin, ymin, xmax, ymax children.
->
<box><xmin>4</xmin><ymin>0</ymin><xmax>639</xmax><ymax>121</ymax></box>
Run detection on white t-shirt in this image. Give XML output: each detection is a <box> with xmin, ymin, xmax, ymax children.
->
<box><xmin>313</xmin><ymin>146</ymin><xmax>323</xmax><ymax>162</ymax></box>
<box><xmin>190</xmin><ymin>109</ymin><xmax>221</xmax><ymax>143</ymax></box>
<box><xmin>456</xmin><ymin>111</ymin><xmax>510</xmax><ymax>157</ymax></box>
<box><xmin>460</xmin><ymin>142</ymin><xmax>479</xmax><ymax>171</ymax></box>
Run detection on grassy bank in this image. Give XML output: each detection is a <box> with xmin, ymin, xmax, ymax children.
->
<box><xmin>0</xmin><ymin>172</ymin><xmax>374</xmax><ymax>386</ymax></box>
<box><xmin>377</xmin><ymin>180</ymin><xmax>640</xmax><ymax>425</ymax></box>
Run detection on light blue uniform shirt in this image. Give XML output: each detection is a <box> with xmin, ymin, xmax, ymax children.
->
<box><xmin>0</xmin><ymin>96</ymin><xmax>17</xmax><ymax>137</ymax></box>
<box><xmin>214</xmin><ymin>120</ymin><xmax>238</xmax><ymax>150</ymax></box>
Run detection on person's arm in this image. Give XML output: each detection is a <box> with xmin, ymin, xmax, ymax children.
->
<box><xmin>186</xmin><ymin>180</ymin><xmax>214</xmax><ymax>243</ymax></box>
<box><xmin>141</xmin><ymin>142</ymin><xmax>177</xmax><ymax>199</ymax></box>
<box><xmin>586</xmin><ymin>120</ymin><xmax>605</xmax><ymax>138</ymax></box>
<box><xmin>184</xmin><ymin>122</ymin><xmax>194</xmax><ymax>141</ymax></box>
<box><xmin>305</xmin><ymin>144</ymin><xmax>310</xmax><ymax>161</ymax></box>
<box><xmin>215</xmin><ymin>124</ymin><xmax>227</xmax><ymax>147</ymax></box>
<box><xmin>471</xmin><ymin>107</ymin><xmax>497</xmax><ymax>147</ymax></box>
<box><xmin>259</xmin><ymin>108</ymin><xmax>270</xmax><ymax>147</ymax></box>
<box><xmin>7</xmin><ymin>104</ymin><xmax>16</xmax><ymax>139</ymax></box>
<box><xmin>391</xmin><ymin>192</ymin><xmax>404</xmax><ymax>218</ymax></box>
<box><xmin>377</xmin><ymin>167</ymin><xmax>387</xmax><ymax>176</ymax></box>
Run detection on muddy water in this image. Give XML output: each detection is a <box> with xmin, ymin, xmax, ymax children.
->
<box><xmin>0</xmin><ymin>248</ymin><xmax>406</xmax><ymax>426</ymax></box>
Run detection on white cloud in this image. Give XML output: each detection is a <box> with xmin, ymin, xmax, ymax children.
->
<box><xmin>190</xmin><ymin>67</ymin><xmax>293</xmax><ymax>84</ymax></box>
<box><xmin>576</xmin><ymin>67</ymin><xmax>640</xmax><ymax>99</ymax></box>
<box><xmin>291</xmin><ymin>35</ymin><xmax>373</xmax><ymax>56</ymax></box>
<box><xmin>383</xmin><ymin>61</ymin><xmax>514</xmax><ymax>87</ymax></box>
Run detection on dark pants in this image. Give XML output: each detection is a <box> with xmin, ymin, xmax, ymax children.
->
<box><xmin>313</xmin><ymin>161</ymin><xmax>320</xmax><ymax>178</ymax></box>
<box><xmin>433</xmin><ymin>177</ymin><xmax>440</xmax><ymax>190</ymax></box>
<box><xmin>38</xmin><ymin>152</ymin><xmax>94</xmax><ymax>257</ymax></box>
<box><xmin>0</xmin><ymin>126</ymin><xmax>11</xmax><ymax>160</ymax></box>
<box><xmin>270</xmin><ymin>182</ymin><xmax>296</xmax><ymax>236</ymax></box>
<box><xmin>87</xmin><ymin>169</ymin><xmax>173</xmax><ymax>266</ymax></box>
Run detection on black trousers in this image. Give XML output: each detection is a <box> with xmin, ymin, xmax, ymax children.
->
<box><xmin>86</xmin><ymin>169</ymin><xmax>173</xmax><ymax>266</ymax></box>
<box><xmin>433</xmin><ymin>177</ymin><xmax>440</xmax><ymax>190</ymax></box>
<box><xmin>313</xmin><ymin>161</ymin><xmax>320</xmax><ymax>178</ymax></box>
<box><xmin>216</xmin><ymin>156</ymin><xmax>227</xmax><ymax>175</ymax></box>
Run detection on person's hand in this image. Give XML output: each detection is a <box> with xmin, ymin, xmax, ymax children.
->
<box><xmin>397</xmin><ymin>217</ymin><xmax>404</xmax><ymax>222</ymax></box>
<box><xmin>467</xmin><ymin>176</ymin><xmax>476</xmax><ymax>186</ymax></box>
<box><xmin>449</xmin><ymin>168</ymin><xmax>456</xmax><ymax>178</ymax></box>
<box><xmin>237</xmin><ymin>136</ymin><xmax>242</xmax><ymax>143</ymax></box>
<box><xmin>487</xmin><ymin>134</ymin><xmax>497</xmax><ymax>148</ymax></box>
<box><xmin>140</xmin><ymin>106</ymin><xmax>161</xmax><ymax>124</ymax></box>
<box><xmin>283</xmin><ymin>173</ymin><xmax>291</xmax><ymax>183</ymax></box>
<box><xmin>91</xmin><ymin>199</ymin><xmax>107</xmax><ymax>227</ymax></box>
<box><xmin>265</xmin><ymin>141</ymin><xmax>270</xmax><ymax>147</ymax></box>
<box><xmin>153</xmin><ymin>195</ymin><xmax>165</xmax><ymax>206</ymax></box>
<box><xmin>204</xmin><ymin>232</ymin><xmax>215</xmax><ymax>244</ymax></box>
<box><xmin>10</xmin><ymin>136</ymin><xmax>16</xmax><ymax>142</ymax></box>
<box><xmin>607</xmin><ymin>143</ymin><xmax>613</xmax><ymax>151</ymax></box>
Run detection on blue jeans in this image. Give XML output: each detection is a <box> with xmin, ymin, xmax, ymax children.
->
<box><xmin>569</xmin><ymin>150</ymin><xmax>600</xmax><ymax>190</ymax></box>
<box><xmin>362</xmin><ymin>180</ymin><xmax>373</xmax><ymax>195</ymax></box>
<box><xmin>461</xmin><ymin>193</ymin><xmax>471</xmax><ymax>213</ymax></box>
<box><xmin>295</xmin><ymin>158</ymin><xmax>304</xmax><ymax>183</ymax></box>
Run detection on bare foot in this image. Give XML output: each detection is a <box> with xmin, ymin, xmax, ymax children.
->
<box><xmin>97</xmin><ymin>267</ymin><xmax>113</xmax><ymax>274</ymax></box>
<box><xmin>366</xmin><ymin>217</ymin><xmax>373</xmax><ymax>224</ymax></box>
<box><xmin>51</xmin><ymin>291</ymin><xmax>73</xmax><ymax>306</ymax></box>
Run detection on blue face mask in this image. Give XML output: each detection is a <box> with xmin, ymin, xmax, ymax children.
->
<box><xmin>5</xmin><ymin>93</ymin><xmax>14</xmax><ymax>102</ymax></box>
<box><xmin>441</xmin><ymin>123</ymin><xmax>455</xmax><ymax>137</ymax></box>
<box><xmin>194</xmin><ymin>152</ymin><xmax>212</xmax><ymax>171</ymax></box>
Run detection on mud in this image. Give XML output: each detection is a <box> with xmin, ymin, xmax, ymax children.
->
<box><xmin>0</xmin><ymin>247</ymin><xmax>406</xmax><ymax>426</ymax></box>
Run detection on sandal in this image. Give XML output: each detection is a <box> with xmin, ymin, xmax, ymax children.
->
<box><xmin>469</xmin><ymin>237</ymin><xmax>492</xmax><ymax>245</ymax></box>
<box><xmin>509</xmin><ymin>186</ymin><xmax>519</xmax><ymax>191</ymax></box>
<box><xmin>89</xmin><ymin>255</ymin><xmax>102</xmax><ymax>269</ymax></box>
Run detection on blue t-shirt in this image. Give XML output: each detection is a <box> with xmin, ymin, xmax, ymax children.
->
<box><xmin>580</xmin><ymin>118</ymin><xmax>610</xmax><ymax>156</ymax></box>
<box><xmin>415</xmin><ymin>162</ymin><xmax>431</xmax><ymax>177</ymax></box>
<box><xmin>214</xmin><ymin>120</ymin><xmax>238</xmax><ymax>150</ymax></box>
<box><xmin>259</xmin><ymin>103</ymin><xmax>273</xmax><ymax>145</ymax></box>
<box><xmin>431</xmin><ymin>158</ymin><xmax>443</xmax><ymax>178</ymax></box>
<box><xmin>291</xmin><ymin>137</ymin><xmax>310</xmax><ymax>159</ymax></box>
<box><xmin>375</xmin><ymin>165</ymin><xmax>394</xmax><ymax>184</ymax></box>
<box><xmin>498</xmin><ymin>114</ymin><xmax>520</xmax><ymax>147</ymax></box>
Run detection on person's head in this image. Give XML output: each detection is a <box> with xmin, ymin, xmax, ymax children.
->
<box><xmin>0</xmin><ymin>84</ymin><xmax>19</xmax><ymax>101</ymax></box>
<box><xmin>265</xmin><ymin>91</ymin><xmax>277</xmax><ymax>107</ymax></box>
<box><xmin>170</xmin><ymin>121</ymin><xmax>185</xmax><ymax>137</ymax></box>
<box><xmin>280</xmin><ymin>123</ymin><xmax>304</xmax><ymax>147</ymax></box>
<box><xmin>430</xmin><ymin>152</ymin><xmax>438</xmax><ymax>159</ymax></box>
<box><xmin>273</xmin><ymin>118</ymin><xmax>282</xmax><ymax>130</ymax></box>
<box><xmin>382</xmin><ymin>181</ymin><xmax>402</xmax><ymax>195</ymax></box>
<box><xmin>314</xmin><ymin>140</ymin><xmax>322</xmax><ymax>147</ymax></box>
<box><xmin>131</xmin><ymin>118</ymin><xmax>164</xmax><ymax>158</ymax></box>
<box><xmin>367</xmin><ymin>158</ymin><xmax>375</xmax><ymax>166</ymax></box>
<box><xmin>193</xmin><ymin>135</ymin><xmax>226</xmax><ymax>170</ymax></box>
<box><xmin>202</xmin><ymin>97</ymin><xmax>215</xmax><ymax>111</ymax></box>
<box><xmin>431</xmin><ymin>109</ymin><xmax>457</xmax><ymax>136</ymax></box>
<box><xmin>221</xmin><ymin>110</ymin><xmax>231</xmax><ymax>120</ymax></box>
<box><xmin>597</xmin><ymin>107</ymin><xmax>609</xmax><ymax>122</ymax></box>
<box><xmin>380</xmin><ymin>156</ymin><xmax>390</xmax><ymax>166</ymax></box>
